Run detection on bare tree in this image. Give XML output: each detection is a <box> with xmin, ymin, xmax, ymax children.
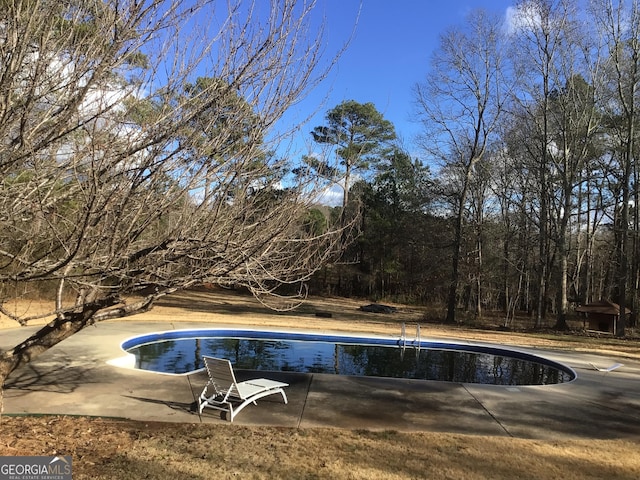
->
<box><xmin>590</xmin><ymin>0</ymin><xmax>640</xmax><ymax>336</ymax></box>
<box><xmin>0</xmin><ymin>0</ymin><xmax>351</xmax><ymax>385</ymax></box>
<box><xmin>414</xmin><ymin>9</ymin><xmax>507</xmax><ymax>324</ymax></box>
<box><xmin>547</xmin><ymin>71</ymin><xmax>603</xmax><ymax>329</ymax></box>
<box><xmin>505</xmin><ymin>0</ymin><xmax>577</xmax><ymax>328</ymax></box>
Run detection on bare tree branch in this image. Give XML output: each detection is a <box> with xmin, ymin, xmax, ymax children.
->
<box><xmin>0</xmin><ymin>0</ymin><xmax>354</xmax><ymax>383</ymax></box>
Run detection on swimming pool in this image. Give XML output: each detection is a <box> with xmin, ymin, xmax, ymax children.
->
<box><xmin>120</xmin><ymin>329</ymin><xmax>576</xmax><ymax>386</ymax></box>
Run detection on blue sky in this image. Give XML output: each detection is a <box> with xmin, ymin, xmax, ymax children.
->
<box><xmin>274</xmin><ymin>0</ymin><xmax>517</xmax><ymax>205</ymax></box>
<box><xmin>282</xmin><ymin>0</ymin><xmax>516</xmax><ymax>154</ymax></box>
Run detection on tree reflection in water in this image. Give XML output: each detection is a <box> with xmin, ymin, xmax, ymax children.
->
<box><xmin>128</xmin><ymin>337</ymin><xmax>572</xmax><ymax>385</ymax></box>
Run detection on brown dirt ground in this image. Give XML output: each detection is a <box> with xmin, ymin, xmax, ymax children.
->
<box><xmin>1</xmin><ymin>289</ymin><xmax>639</xmax><ymax>479</ymax></box>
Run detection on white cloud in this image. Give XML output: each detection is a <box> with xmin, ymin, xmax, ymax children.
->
<box><xmin>505</xmin><ymin>2</ymin><xmax>543</xmax><ymax>36</ymax></box>
<box><xmin>311</xmin><ymin>171</ymin><xmax>364</xmax><ymax>207</ymax></box>
<box><xmin>314</xmin><ymin>182</ymin><xmax>344</xmax><ymax>207</ymax></box>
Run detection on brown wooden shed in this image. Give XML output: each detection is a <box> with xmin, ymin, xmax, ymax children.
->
<box><xmin>575</xmin><ymin>299</ymin><xmax>631</xmax><ymax>334</ymax></box>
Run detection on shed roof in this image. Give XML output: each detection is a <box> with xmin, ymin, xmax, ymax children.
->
<box><xmin>575</xmin><ymin>299</ymin><xmax>631</xmax><ymax>315</ymax></box>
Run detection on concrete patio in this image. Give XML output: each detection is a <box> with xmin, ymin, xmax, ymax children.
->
<box><xmin>2</xmin><ymin>321</ymin><xmax>639</xmax><ymax>440</ymax></box>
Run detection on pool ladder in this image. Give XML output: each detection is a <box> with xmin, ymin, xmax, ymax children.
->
<box><xmin>400</xmin><ymin>323</ymin><xmax>421</xmax><ymax>358</ymax></box>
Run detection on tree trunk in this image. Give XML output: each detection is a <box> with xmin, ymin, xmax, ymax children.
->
<box><xmin>446</xmin><ymin>157</ymin><xmax>479</xmax><ymax>324</ymax></box>
<box><xmin>445</xmin><ymin>226</ymin><xmax>462</xmax><ymax>324</ymax></box>
<box><xmin>617</xmin><ymin>161</ymin><xmax>630</xmax><ymax>337</ymax></box>
<box><xmin>0</xmin><ymin>294</ymin><xmax>160</xmax><ymax>387</ymax></box>
<box><xmin>475</xmin><ymin>226</ymin><xmax>483</xmax><ymax>320</ymax></box>
<box><xmin>554</xmin><ymin>254</ymin><xmax>569</xmax><ymax>330</ymax></box>
<box><xmin>0</xmin><ymin>298</ymin><xmax>117</xmax><ymax>387</ymax></box>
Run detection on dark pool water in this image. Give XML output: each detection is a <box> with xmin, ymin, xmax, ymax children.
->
<box><xmin>123</xmin><ymin>330</ymin><xmax>574</xmax><ymax>385</ymax></box>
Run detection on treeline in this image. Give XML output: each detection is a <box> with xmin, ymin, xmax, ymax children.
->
<box><xmin>306</xmin><ymin>1</ymin><xmax>640</xmax><ymax>336</ymax></box>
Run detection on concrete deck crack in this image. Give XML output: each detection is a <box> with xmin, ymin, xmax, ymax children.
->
<box><xmin>462</xmin><ymin>384</ymin><xmax>514</xmax><ymax>437</ymax></box>
<box><xmin>297</xmin><ymin>374</ymin><xmax>314</xmax><ymax>429</ymax></box>
<box><xmin>186</xmin><ymin>374</ymin><xmax>204</xmax><ymax>423</ymax></box>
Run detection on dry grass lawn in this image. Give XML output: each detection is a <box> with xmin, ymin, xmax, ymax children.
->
<box><xmin>1</xmin><ymin>288</ymin><xmax>639</xmax><ymax>479</ymax></box>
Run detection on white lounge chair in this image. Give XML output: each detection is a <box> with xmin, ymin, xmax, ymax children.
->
<box><xmin>198</xmin><ymin>356</ymin><xmax>288</xmax><ymax>422</ymax></box>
